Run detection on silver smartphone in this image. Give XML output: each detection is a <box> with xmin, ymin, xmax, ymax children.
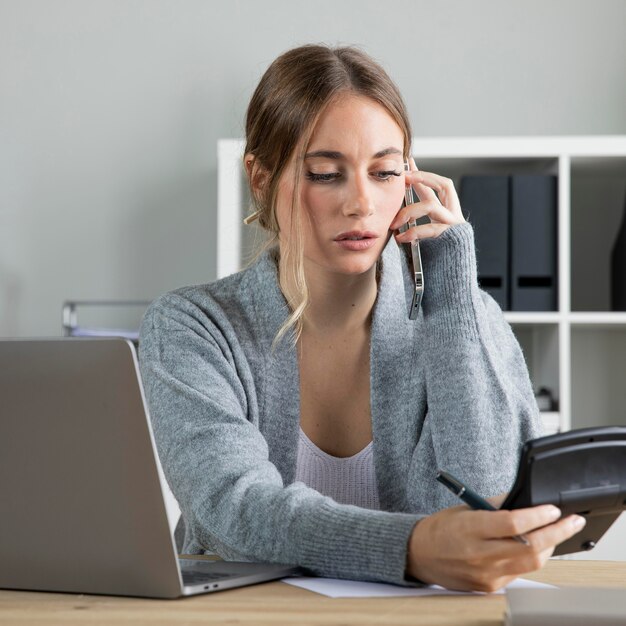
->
<box><xmin>398</xmin><ymin>161</ymin><xmax>424</xmax><ymax>319</ymax></box>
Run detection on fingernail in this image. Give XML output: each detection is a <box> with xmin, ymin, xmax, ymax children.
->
<box><xmin>572</xmin><ymin>515</ymin><xmax>587</xmax><ymax>530</ymax></box>
<box><xmin>548</xmin><ymin>506</ymin><xmax>561</xmax><ymax>520</ymax></box>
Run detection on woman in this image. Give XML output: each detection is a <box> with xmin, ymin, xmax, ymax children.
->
<box><xmin>138</xmin><ymin>44</ymin><xmax>584</xmax><ymax>592</ymax></box>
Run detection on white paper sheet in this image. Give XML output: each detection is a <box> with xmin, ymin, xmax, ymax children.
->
<box><xmin>280</xmin><ymin>575</ymin><xmax>555</xmax><ymax>598</ymax></box>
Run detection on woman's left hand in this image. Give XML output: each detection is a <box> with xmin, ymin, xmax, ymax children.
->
<box><xmin>390</xmin><ymin>157</ymin><xmax>465</xmax><ymax>242</ymax></box>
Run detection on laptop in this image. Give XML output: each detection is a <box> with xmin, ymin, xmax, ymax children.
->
<box><xmin>0</xmin><ymin>337</ymin><xmax>303</xmax><ymax>598</ymax></box>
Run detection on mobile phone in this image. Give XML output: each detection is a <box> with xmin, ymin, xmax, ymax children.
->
<box><xmin>399</xmin><ymin>161</ymin><xmax>424</xmax><ymax>319</ymax></box>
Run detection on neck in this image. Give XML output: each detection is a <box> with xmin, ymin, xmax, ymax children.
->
<box><xmin>278</xmin><ymin>254</ymin><xmax>379</xmax><ymax>337</ymax></box>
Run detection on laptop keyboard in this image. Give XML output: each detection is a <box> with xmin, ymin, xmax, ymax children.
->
<box><xmin>181</xmin><ymin>569</ymin><xmax>236</xmax><ymax>586</ymax></box>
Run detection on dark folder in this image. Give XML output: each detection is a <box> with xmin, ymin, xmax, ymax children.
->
<box><xmin>510</xmin><ymin>175</ymin><xmax>558</xmax><ymax>311</ymax></box>
<box><xmin>459</xmin><ymin>175</ymin><xmax>510</xmax><ymax>310</ymax></box>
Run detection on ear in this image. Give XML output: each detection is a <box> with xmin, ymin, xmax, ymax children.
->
<box><xmin>244</xmin><ymin>153</ymin><xmax>270</xmax><ymax>199</ymax></box>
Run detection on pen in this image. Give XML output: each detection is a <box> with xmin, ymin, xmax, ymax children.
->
<box><xmin>436</xmin><ymin>469</ymin><xmax>530</xmax><ymax>546</ymax></box>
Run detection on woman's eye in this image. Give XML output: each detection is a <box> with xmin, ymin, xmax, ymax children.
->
<box><xmin>305</xmin><ymin>171</ymin><xmax>341</xmax><ymax>183</ymax></box>
<box><xmin>374</xmin><ymin>170</ymin><xmax>402</xmax><ymax>181</ymax></box>
<box><xmin>305</xmin><ymin>170</ymin><xmax>402</xmax><ymax>183</ymax></box>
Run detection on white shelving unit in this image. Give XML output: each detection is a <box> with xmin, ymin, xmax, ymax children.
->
<box><xmin>218</xmin><ymin>136</ymin><xmax>626</xmax><ymax>437</ymax></box>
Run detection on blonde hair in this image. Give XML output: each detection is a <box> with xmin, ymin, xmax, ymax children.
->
<box><xmin>242</xmin><ymin>44</ymin><xmax>412</xmax><ymax>352</ymax></box>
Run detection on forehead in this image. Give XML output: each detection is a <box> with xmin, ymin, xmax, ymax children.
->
<box><xmin>306</xmin><ymin>93</ymin><xmax>404</xmax><ymax>156</ymax></box>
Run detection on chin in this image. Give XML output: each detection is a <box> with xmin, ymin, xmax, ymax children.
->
<box><xmin>333</xmin><ymin>254</ymin><xmax>380</xmax><ymax>276</ymax></box>
<box><xmin>307</xmin><ymin>240</ymin><xmax>385</xmax><ymax>275</ymax></box>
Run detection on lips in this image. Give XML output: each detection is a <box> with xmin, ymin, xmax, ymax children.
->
<box><xmin>334</xmin><ymin>230</ymin><xmax>378</xmax><ymax>241</ymax></box>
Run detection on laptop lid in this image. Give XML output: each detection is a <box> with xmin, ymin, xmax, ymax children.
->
<box><xmin>0</xmin><ymin>337</ymin><xmax>184</xmax><ymax>598</ymax></box>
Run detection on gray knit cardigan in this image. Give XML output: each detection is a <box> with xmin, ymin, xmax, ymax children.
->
<box><xmin>138</xmin><ymin>222</ymin><xmax>542</xmax><ymax>586</ymax></box>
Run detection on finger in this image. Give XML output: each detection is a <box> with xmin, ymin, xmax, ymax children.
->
<box><xmin>483</xmin><ymin>543</ymin><xmax>554</xmax><ymax>581</ymax></box>
<box><xmin>394</xmin><ymin>222</ymin><xmax>449</xmax><ymax>241</ymax></box>
<box><xmin>394</xmin><ymin>212</ymin><xmax>453</xmax><ymax>243</ymax></box>
<box><xmin>526</xmin><ymin>514</ymin><xmax>587</xmax><ymax>553</ymax></box>
<box><xmin>482</xmin><ymin>522</ymin><xmax>561</xmax><ymax>576</ymax></box>
<box><xmin>477</xmin><ymin>505</ymin><xmax>563</xmax><ymax>540</ymax></box>
<box><xmin>406</xmin><ymin>167</ymin><xmax>463</xmax><ymax>218</ymax></box>
<box><xmin>478</xmin><ymin>515</ymin><xmax>580</xmax><ymax>567</ymax></box>
<box><xmin>405</xmin><ymin>173</ymin><xmax>439</xmax><ymax>205</ymax></box>
<box><xmin>484</xmin><ymin>517</ymin><xmax>582</xmax><ymax>581</ymax></box>
<box><xmin>453</xmin><ymin>532</ymin><xmax>551</xmax><ymax>582</ymax></box>
<box><xmin>407</xmin><ymin>158</ymin><xmax>439</xmax><ymax>205</ymax></box>
<box><xmin>390</xmin><ymin>200</ymin><xmax>456</xmax><ymax>230</ymax></box>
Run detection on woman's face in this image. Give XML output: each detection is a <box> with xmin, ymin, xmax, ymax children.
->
<box><xmin>275</xmin><ymin>93</ymin><xmax>406</xmax><ymax>277</ymax></box>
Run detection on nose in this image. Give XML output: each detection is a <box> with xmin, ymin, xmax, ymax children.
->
<box><xmin>343</xmin><ymin>171</ymin><xmax>374</xmax><ymax>217</ymax></box>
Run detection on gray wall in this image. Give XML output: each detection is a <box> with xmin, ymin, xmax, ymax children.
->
<box><xmin>2</xmin><ymin>0</ymin><xmax>625</xmax><ymax>336</ymax></box>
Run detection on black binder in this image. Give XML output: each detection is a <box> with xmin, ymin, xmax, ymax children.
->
<box><xmin>510</xmin><ymin>175</ymin><xmax>558</xmax><ymax>311</ymax></box>
<box><xmin>610</xmin><ymin>193</ymin><xmax>626</xmax><ymax>310</ymax></box>
<box><xmin>459</xmin><ymin>175</ymin><xmax>510</xmax><ymax>310</ymax></box>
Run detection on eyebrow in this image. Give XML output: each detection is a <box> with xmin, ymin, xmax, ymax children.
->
<box><xmin>304</xmin><ymin>147</ymin><xmax>403</xmax><ymax>160</ymax></box>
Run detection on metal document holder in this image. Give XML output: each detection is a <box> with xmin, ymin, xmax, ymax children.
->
<box><xmin>62</xmin><ymin>301</ymin><xmax>152</xmax><ymax>347</ymax></box>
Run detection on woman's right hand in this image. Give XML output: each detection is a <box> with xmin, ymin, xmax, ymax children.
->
<box><xmin>406</xmin><ymin>504</ymin><xmax>586</xmax><ymax>592</ymax></box>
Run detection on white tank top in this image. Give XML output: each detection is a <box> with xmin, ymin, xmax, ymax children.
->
<box><xmin>294</xmin><ymin>427</ymin><xmax>380</xmax><ymax>510</ymax></box>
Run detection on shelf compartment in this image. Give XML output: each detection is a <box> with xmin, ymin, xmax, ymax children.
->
<box><xmin>571</xmin><ymin>326</ymin><xmax>626</xmax><ymax>430</ymax></box>
<box><xmin>510</xmin><ymin>323</ymin><xmax>560</xmax><ymax>413</ymax></box>
<box><xmin>413</xmin><ymin>158</ymin><xmax>560</xmax><ymax>314</ymax></box>
<box><xmin>570</xmin><ymin>156</ymin><xmax>626</xmax><ymax>312</ymax></box>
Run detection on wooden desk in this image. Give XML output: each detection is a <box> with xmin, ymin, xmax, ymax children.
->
<box><xmin>1</xmin><ymin>560</ymin><xmax>625</xmax><ymax>625</ymax></box>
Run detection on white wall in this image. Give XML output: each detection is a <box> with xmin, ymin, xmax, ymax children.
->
<box><xmin>1</xmin><ymin>0</ymin><xmax>626</xmax><ymax>336</ymax></box>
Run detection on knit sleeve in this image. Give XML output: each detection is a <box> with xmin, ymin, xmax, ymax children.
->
<box><xmin>415</xmin><ymin>222</ymin><xmax>543</xmax><ymax>502</ymax></box>
<box><xmin>138</xmin><ymin>294</ymin><xmax>424</xmax><ymax>585</ymax></box>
